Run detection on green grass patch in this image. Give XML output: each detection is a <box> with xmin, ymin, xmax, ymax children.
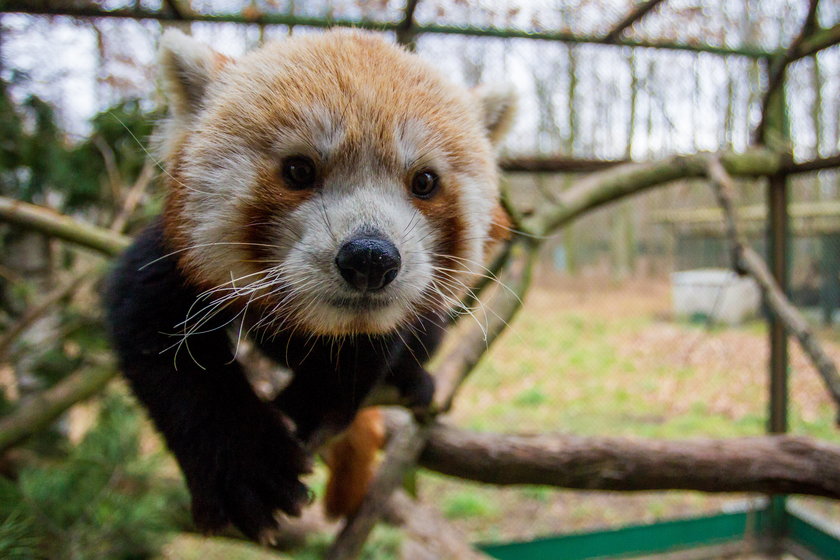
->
<box><xmin>442</xmin><ymin>490</ymin><xmax>501</xmax><ymax>520</ymax></box>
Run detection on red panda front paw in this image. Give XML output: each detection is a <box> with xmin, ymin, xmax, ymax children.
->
<box><xmin>184</xmin><ymin>409</ymin><xmax>313</xmax><ymax>542</ymax></box>
<box><xmin>403</xmin><ymin>369</ymin><xmax>435</xmax><ymax>411</ymax></box>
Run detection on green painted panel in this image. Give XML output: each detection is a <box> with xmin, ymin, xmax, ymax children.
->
<box><xmin>789</xmin><ymin>514</ymin><xmax>840</xmax><ymax>560</ymax></box>
<box><xmin>480</xmin><ymin>512</ymin><xmax>769</xmax><ymax>560</ymax></box>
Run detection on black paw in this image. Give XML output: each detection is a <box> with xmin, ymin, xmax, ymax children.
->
<box><xmin>182</xmin><ymin>409</ymin><xmax>313</xmax><ymax>542</ymax></box>
<box><xmin>403</xmin><ymin>369</ymin><xmax>435</xmax><ymax>411</ymax></box>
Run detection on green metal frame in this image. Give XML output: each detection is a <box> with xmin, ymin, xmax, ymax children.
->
<box><xmin>479</xmin><ymin>509</ymin><xmax>840</xmax><ymax>560</ymax></box>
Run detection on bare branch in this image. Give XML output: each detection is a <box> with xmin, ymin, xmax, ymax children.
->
<box><xmin>110</xmin><ymin>159</ymin><xmax>155</xmax><ymax>233</ymax></box>
<box><xmin>756</xmin><ymin>0</ymin><xmax>820</xmax><ymax>144</ymax></box>
<box><xmin>0</xmin><ymin>364</ymin><xmax>117</xmax><ymax>454</ymax></box>
<box><xmin>500</xmin><ymin>151</ymin><xmax>840</xmax><ymax>176</ymax></box>
<box><xmin>501</xmin><ymin>155</ymin><xmax>629</xmax><ymax>173</ymax></box>
<box><xmin>706</xmin><ymin>157</ymin><xmax>840</xmax><ymax>421</ymax></box>
<box><xmin>0</xmin><ymin>196</ymin><xmax>129</xmax><ymax>256</ymax></box>
<box><xmin>416</xmin><ymin>423</ymin><xmax>840</xmax><ymax>499</ymax></box>
<box><xmin>790</xmin><ymin>21</ymin><xmax>840</xmax><ymax>61</ymax></box>
<box><xmin>785</xmin><ymin>153</ymin><xmax>840</xmax><ymax>174</ymax></box>
<box><xmin>0</xmin><ymin>1</ymin><xmax>777</xmax><ymax>59</ymax></box>
<box><xmin>327</xmin><ymin>420</ymin><xmax>431</xmax><ymax>560</ymax></box>
<box><xmin>0</xmin><ymin>267</ymin><xmax>101</xmax><ymax>362</ymax></box>
<box><xmin>603</xmin><ymin>0</ymin><xmax>668</xmax><ymax>43</ymax></box>
<box><xmin>526</xmin><ymin>148</ymin><xmax>783</xmax><ymax>236</ymax></box>
<box><xmin>395</xmin><ymin>0</ymin><xmax>419</xmax><ymax>48</ymax></box>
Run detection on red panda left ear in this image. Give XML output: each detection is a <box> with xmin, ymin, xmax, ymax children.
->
<box><xmin>159</xmin><ymin>30</ymin><xmax>232</xmax><ymax>120</ymax></box>
<box><xmin>473</xmin><ymin>85</ymin><xmax>517</xmax><ymax>147</ymax></box>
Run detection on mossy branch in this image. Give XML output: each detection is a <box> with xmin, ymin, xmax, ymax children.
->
<box><xmin>0</xmin><ymin>364</ymin><xmax>117</xmax><ymax>454</ymax></box>
<box><xmin>525</xmin><ymin>148</ymin><xmax>782</xmax><ymax>236</ymax></box>
<box><xmin>0</xmin><ymin>196</ymin><xmax>129</xmax><ymax>256</ymax></box>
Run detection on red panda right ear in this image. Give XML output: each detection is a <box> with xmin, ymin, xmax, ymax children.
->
<box><xmin>473</xmin><ymin>85</ymin><xmax>517</xmax><ymax>148</ymax></box>
<box><xmin>159</xmin><ymin>30</ymin><xmax>231</xmax><ymax>119</ymax></box>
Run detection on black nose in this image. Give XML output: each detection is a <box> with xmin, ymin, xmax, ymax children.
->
<box><xmin>335</xmin><ymin>237</ymin><xmax>401</xmax><ymax>292</ymax></box>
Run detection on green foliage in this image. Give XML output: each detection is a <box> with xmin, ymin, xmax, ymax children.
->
<box><xmin>442</xmin><ymin>490</ymin><xmax>499</xmax><ymax>520</ymax></box>
<box><xmin>0</xmin><ymin>394</ymin><xmax>183</xmax><ymax>560</ymax></box>
<box><xmin>0</xmin><ymin>506</ymin><xmax>40</xmax><ymax>560</ymax></box>
<box><xmin>0</xmin><ymin>76</ymin><xmax>158</xmax><ymax>210</ymax></box>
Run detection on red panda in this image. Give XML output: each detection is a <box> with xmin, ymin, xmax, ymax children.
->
<box><xmin>105</xmin><ymin>29</ymin><xmax>514</xmax><ymax>542</ymax></box>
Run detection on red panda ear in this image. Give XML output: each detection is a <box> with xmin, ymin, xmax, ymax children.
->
<box><xmin>473</xmin><ymin>85</ymin><xmax>517</xmax><ymax>147</ymax></box>
<box><xmin>159</xmin><ymin>30</ymin><xmax>232</xmax><ymax>119</ymax></box>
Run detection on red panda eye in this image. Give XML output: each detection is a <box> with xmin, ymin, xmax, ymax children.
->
<box><xmin>281</xmin><ymin>156</ymin><xmax>317</xmax><ymax>189</ymax></box>
<box><xmin>411</xmin><ymin>170</ymin><xmax>439</xmax><ymax>199</ymax></box>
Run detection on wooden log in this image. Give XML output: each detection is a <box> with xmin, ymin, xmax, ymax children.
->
<box><xmin>417</xmin><ymin>423</ymin><xmax>840</xmax><ymax>499</ymax></box>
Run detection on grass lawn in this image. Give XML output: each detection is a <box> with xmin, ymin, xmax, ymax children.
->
<box><xmin>416</xmin><ymin>272</ymin><xmax>840</xmax><ymax>543</ymax></box>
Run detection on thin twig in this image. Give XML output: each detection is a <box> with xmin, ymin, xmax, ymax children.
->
<box><xmin>0</xmin><ymin>267</ymin><xmax>101</xmax><ymax>362</ymax></box>
<box><xmin>603</xmin><ymin>0</ymin><xmax>667</xmax><ymax>43</ymax></box>
<box><xmin>110</xmin><ymin>159</ymin><xmax>155</xmax><ymax>233</ymax></box>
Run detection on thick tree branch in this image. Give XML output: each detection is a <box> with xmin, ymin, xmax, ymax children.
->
<box><xmin>0</xmin><ymin>364</ymin><xmax>117</xmax><ymax>454</ymax></box>
<box><xmin>706</xmin><ymin>157</ymin><xmax>840</xmax><ymax>421</ymax></box>
<box><xmin>790</xmin><ymin>21</ymin><xmax>840</xmax><ymax>61</ymax></box>
<box><xmin>525</xmin><ymin>148</ymin><xmax>782</xmax><ymax>236</ymax></box>
<box><xmin>501</xmin><ymin>155</ymin><xmax>629</xmax><ymax>173</ymax></box>
<box><xmin>416</xmin><ymin>423</ymin><xmax>840</xmax><ymax>499</ymax></box>
<box><xmin>0</xmin><ymin>196</ymin><xmax>129</xmax><ymax>256</ymax></box>
<box><xmin>785</xmin><ymin>153</ymin><xmax>840</xmax><ymax>174</ymax></box>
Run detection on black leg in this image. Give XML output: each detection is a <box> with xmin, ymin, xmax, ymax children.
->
<box><xmin>384</xmin><ymin>312</ymin><xmax>446</xmax><ymax>410</ymax></box>
<box><xmin>104</xmin><ymin>221</ymin><xmax>310</xmax><ymax>540</ymax></box>
<box><xmin>264</xmin><ymin>334</ymin><xmax>391</xmax><ymax>445</ymax></box>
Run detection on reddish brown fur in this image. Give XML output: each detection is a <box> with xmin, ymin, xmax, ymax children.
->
<box><xmin>323</xmin><ymin>408</ymin><xmax>385</xmax><ymax>519</ymax></box>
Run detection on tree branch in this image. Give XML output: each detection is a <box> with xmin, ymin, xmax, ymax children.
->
<box><xmin>0</xmin><ymin>364</ymin><xmax>117</xmax><ymax>454</ymax></box>
<box><xmin>706</xmin><ymin>157</ymin><xmax>840</xmax><ymax>422</ymax></box>
<box><xmin>0</xmin><ymin>0</ymin><xmax>778</xmax><ymax>59</ymax></box>
<box><xmin>756</xmin><ymin>0</ymin><xmax>820</xmax><ymax>145</ymax></box>
<box><xmin>603</xmin><ymin>0</ymin><xmax>667</xmax><ymax>43</ymax></box>
<box><xmin>501</xmin><ymin>155</ymin><xmax>629</xmax><ymax>173</ymax></box>
<box><xmin>0</xmin><ymin>196</ymin><xmax>129</xmax><ymax>256</ymax></box>
<box><xmin>416</xmin><ymin>423</ymin><xmax>840</xmax><ymax>499</ymax></box>
<box><xmin>0</xmin><ymin>267</ymin><xmax>101</xmax><ymax>362</ymax></box>
<box><xmin>525</xmin><ymin>148</ymin><xmax>782</xmax><ymax>236</ymax></box>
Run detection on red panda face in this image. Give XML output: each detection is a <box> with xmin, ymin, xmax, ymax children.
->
<box><xmin>159</xmin><ymin>30</ymin><xmax>514</xmax><ymax>336</ymax></box>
